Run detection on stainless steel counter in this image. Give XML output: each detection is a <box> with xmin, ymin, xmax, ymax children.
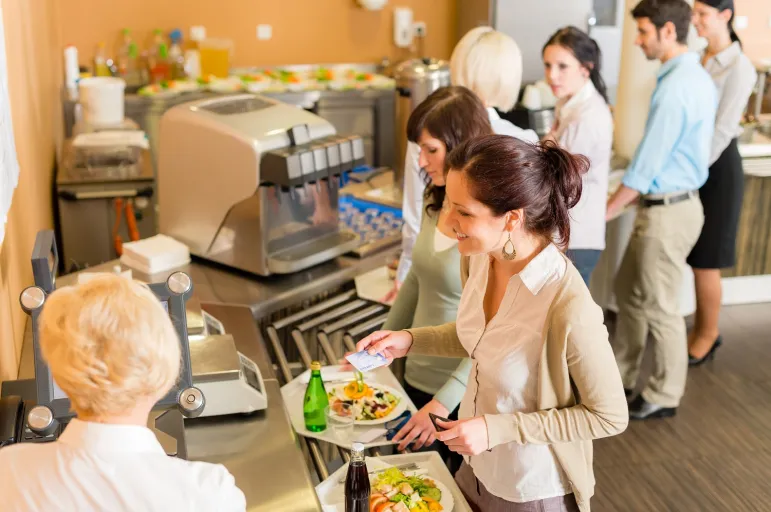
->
<box><xmin>186</xmin><ymin>304</ymin><xmax>321</xmax><ymax>511</ymax></box>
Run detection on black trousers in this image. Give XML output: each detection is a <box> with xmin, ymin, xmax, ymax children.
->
<box><xmin>403</xmin><ymin>381</ymin><xmax>463</xmax><ymax>476</ymax></box>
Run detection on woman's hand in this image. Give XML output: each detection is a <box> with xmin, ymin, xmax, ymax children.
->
<box><xmin>355</xmin><ymin>330</ymin><xmax>413</xmax><ymax>364</ymax></box>
<box><xmin>436</xmin><ymin>417</ymin><xmax>490</xmax><ymax>456</ymax></box>
<box><xmin>392</xmin><ymin>399</ymin><xmax>450</xmax><ymax>451</ymax></box>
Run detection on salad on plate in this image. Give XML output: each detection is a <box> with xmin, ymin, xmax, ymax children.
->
<box><xmin>369</xmin><ymin>467</ymin><xmax>444</xmax><ymax>511</ymax></box>
<box><xmin>327</xmin><ymin>380</ymin><xmax>401</xmax><ymax>422</ymax></box>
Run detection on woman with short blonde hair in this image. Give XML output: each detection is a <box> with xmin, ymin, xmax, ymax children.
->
<box><xmin>0</xmin><ymin>275</ymin><xmax>246</xmax><ymax>512</ymax></box>
<box><xmin>450</xmin><ymin>26</ymin><xmax>523</xmax><ymax>112</ymax></box>
<box><xmin>396</xmin><ymin>27</ymin><xmax>537</xmax><ymax>293</ymax></box>
<box><xmin>40</xmin><ymin>275</ymin><xmax>181</xmax><ymax>419</ymax></box>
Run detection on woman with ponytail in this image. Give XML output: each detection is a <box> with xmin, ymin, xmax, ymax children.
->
<box><xmin>542</xmin><ymin>26</ymin><xmax>614</xmax><ymax>286</ymax></box>
<box><xmin>687</xmin><ymin>1</ymin><xmax>757</xmax><ymax>365</ymax></box>
<box><xmin>353</xmin><ymin>135</ymin><xmax>628</xmax><ymax>511</ymax></box>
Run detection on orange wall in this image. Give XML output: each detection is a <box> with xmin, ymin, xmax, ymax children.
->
<box><xmin>0</xmin><ymin>0</ymin><xmax>62</xmax><ymax>381</ymax></box>
<box><xmin>735</xmin><ymin>0</ymin><xmax>771</xmax><ymax>62</ymax></box>
<box><xmin>60</xmin><ymin>0</ymin><xmax>457</xmax><ymax>68</ymax></box>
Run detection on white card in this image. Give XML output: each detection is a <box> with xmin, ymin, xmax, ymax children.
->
<box><xmin>345</xmin><ymin>350</ymin><xmax>388</xmax><ymax>373</ymax></box>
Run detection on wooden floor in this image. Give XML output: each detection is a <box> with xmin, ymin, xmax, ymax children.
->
<box><xmin>594</xmin><ymin>303</ymin><xmax>771</xmax><ymax>512</ymax></box>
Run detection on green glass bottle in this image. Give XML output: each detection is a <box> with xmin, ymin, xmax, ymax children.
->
<box><xmin>303</xmin><ymin>361</ymin><xmax>329</xmax><ymax>432</ymax></box>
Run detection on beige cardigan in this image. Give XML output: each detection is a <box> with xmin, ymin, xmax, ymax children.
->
<box><xmin>405</xmin><ymin>255</ymin><xmax>628</xmax><ymax>511</ymax></box>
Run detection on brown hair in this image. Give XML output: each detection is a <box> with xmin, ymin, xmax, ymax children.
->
<box><xmin>632</xmin><ymin>0</ymin><xmax>692</xmax><ymax>44</ymax></box>
<box><xmin>445</xmin><ymin>134</ymin><xmax>589</xmax><ymax>248</ymax></box>
<box><xmin>407</xmin><ymin>86</ymin><xmax>493</xmax><ymax>216</ymax></box>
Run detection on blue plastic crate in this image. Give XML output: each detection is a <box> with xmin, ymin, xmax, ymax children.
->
<box><xmin>338</xmin><ymin>195</ymin><xmax>402</xmax><ymax>219</ymax></box>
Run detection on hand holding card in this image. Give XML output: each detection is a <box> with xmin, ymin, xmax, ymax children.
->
<box><xmin>345</xmin><ymin>350</ymin><xmax>389</xmax><ymax>373</ymax></box>
<box><xmin>353</xmin><ymin>330</ymin><xmax>414</xmax><ymax>363</ymax></box>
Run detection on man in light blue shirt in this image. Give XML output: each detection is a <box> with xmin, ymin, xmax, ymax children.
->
<box><xmin>607</xmin><ymin>0</ymin><xmax>717</xmax><ymax>421</ymax></box>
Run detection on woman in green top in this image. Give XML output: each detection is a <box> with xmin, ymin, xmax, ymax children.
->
<box><xmin>383</xmin><ymin>86</ymin><xmax>492</xmax><ymax>472</ymax></box>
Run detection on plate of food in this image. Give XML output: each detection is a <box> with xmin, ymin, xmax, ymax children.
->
<box><xmin>369</xmin><ymin>467</ymin><xmax>453</xmax><ymax>512</ymax></box>
<box><xmin>327</xmin><ymin>379</ymin><xmax>405</xmax><ymax>425</ymax></box>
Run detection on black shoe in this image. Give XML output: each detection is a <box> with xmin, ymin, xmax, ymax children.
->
<box><xmin>688</xmin><ymin>335</ymin><xmax>723</xmax><ymax>367</ymax></box>
<box><xmin>628</xmin><ymin>396</ymin><xmax>677</xmax><ymax>420</ymax></box>
<box><xmin>624</xmin><ymin>388</ymin><xmax>636</xmax><ymax>402</ymax></box>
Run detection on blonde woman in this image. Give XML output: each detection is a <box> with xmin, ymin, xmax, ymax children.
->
<box><xmin>0</xmin><ymin>275</ymin><xmax>246</xmax><ymax>512</ymax></box>
<box><xmin>392</xmin><ymin>27</ymin><xmax>539</xmax><ymax>297</ymax></box>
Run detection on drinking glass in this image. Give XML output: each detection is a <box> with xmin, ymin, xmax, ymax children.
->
<box><xmin>326</xmin><ymin>403</ymin><xmax>355</xmax><ymax>444</ymax></box>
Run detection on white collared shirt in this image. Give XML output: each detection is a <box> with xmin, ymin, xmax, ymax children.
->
<box><xmin>548</xmin><ymin>81</ymin><xmax>613</xmax><ymax>250</ymax></box>
<box><xmin>703</xmin><ymin>42</ymin><xmax>757</xmax><ymax>165</ymax></box>
<box><xmin>397</xmin><ymin>109</ymin><xmax>538</xmax><ymax>282</ymax></box>
<box><xmin>456</xmin><ymin>244</ymin><xmax>571</xmax><ymax>503</ymax></box>
<box><xmin>0</xmin><ymin>419</ymin><xmax>246</xmax><ymax>512</ymax></box>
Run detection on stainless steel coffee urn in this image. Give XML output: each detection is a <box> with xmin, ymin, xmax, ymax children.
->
<box><xmin>393</xmin><ymin>58</ymin><xmax>450</xmax><ymax>186</ymax></box>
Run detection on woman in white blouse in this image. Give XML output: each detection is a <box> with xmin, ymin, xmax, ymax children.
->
<box><xmin>357</xmin><ymin>135</ymin><xmax>628</xmax><ymax>511</ymax></box>
<box><xmin>543</xmin><ymin>26</ymin><xmax>614</xmax><ymax>286</ymax></box>
<box><xmin>388</xmin><ymin>26</ymin><xmax>538</xmax><ymax>301</ymax></box>
<box><xmin>687</xmin><ymin>0</ymin><xmax>757</xmax><ymax>365</ymax></box>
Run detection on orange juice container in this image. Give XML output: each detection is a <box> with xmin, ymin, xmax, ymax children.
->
<box><xmin>198</xmin><ymin>38</ymin><xmax>232</xmax><ymax>79</ymax></box>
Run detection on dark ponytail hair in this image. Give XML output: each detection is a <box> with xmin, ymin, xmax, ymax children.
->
<box><xmin>407</xmin><ymin>86</ymin><xmax>493</xmax><ymax>216</ymax></box>
<box><xmin>445</xmin><ymin>135</ymin><xmax>588</xmax><ymax>249</ymax></box>
<box><xmin>697</xmin><ymin>0</ymin><xmax>742</xmax><ymax>46</ymax></box>
<box><xmin>543</xmin><ymin>26</ymin><xmax>609</xmax><ymax>104</ymax></box>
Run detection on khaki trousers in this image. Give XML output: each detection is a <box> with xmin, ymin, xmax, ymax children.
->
<box><xmin>614</xmin><ymin>196</ymin><xmax>704</xmax><ymax>408</ymax></box>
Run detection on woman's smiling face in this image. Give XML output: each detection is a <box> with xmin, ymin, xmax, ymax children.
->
<box><xmin>444</xmin><ymin>169</ymin><xmax>511</xmax><ymax>256</ymax></box>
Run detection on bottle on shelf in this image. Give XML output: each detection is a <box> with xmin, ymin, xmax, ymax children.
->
<box><xmin>303</xmin><ymin>361</ymin><xmax>329</xmax><ymax>432</ymax></box>
<box><xmin>64</xmin><ymin>44</ymin><xmax>79</xmax><ymax>99</ymax></box>
<box><xmin>345</xmin><ymin>443</ymin><xmax>370</xmax><ymax>512</ymax></box>
<box><xmin>147</xmin><ymin>29</ymin><xmax>170</xmax><ymax>83</ymax></box>
<box><xmin>117</xmin><ymin>29</ymin><xmax>143</xmax><ymax>88</ymax></box>
<box><xmin>168</xmin><ymin>29</ymin><xmax>187</xmax><ymax>80</ymax></box>
<box><xmin>93</xmin><ymin>42</ymin><xmax>111</xmax><ymax>77</ymax></box>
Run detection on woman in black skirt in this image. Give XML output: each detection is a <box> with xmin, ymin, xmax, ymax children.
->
<box><xmin>688</xmin><ymin>0</ymin><xmax>757</xmax><ymax>365</ymax></box>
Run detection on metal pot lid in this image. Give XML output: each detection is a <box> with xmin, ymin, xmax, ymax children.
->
<box><xmin>393</xmin><ymin>57</ymin><xmax>450</xmax><ymax>81</ymax></box>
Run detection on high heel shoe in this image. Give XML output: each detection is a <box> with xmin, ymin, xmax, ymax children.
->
<box><xmin>688</xmin><ymin>335</ymin><xmax>722</xmax><ymax>366</ymax></box>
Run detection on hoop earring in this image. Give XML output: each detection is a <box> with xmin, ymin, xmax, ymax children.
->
<box><xmin>502</xmin><ymin>233</ymin><xmax>517</xmax><ymax>260</ymax></box>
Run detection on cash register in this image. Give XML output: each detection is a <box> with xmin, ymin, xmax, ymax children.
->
<box><xmin>0</xmin><ymin>230</ymin><xmax>205</xmax><ymax>447</ymax></box>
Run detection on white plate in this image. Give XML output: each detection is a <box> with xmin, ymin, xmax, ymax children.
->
<box><xmin>328</xmin><ymin>381</ymin><xmax>407</xmax><ymax>425</ymax></box>
<box><xmin>319</xmin><ymin>458</ymin><xmax>455</xmax><ymax>512</ymax></box>
<box><xmin>281</xmin><ymin>365</ymin><xmax>416</xmax><ymax>449</ymax></box>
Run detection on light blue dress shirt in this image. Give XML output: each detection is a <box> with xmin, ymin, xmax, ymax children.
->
<box><xmin>622</xmin><ymin>52</ymin><xmax>717</xmax><ymax>195</ymax></box>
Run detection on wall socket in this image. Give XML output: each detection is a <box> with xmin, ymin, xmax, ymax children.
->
<box><xmin>257</xmin><ymin>24</ymin><xmax>272</xmax><ymax>41</ymax></box>
<box><xmin>734</xmin><ymin>15</ymin><xmax>749</xmax><ymax>30</ymax></box>
<box><xmin>413</xmin><ymin>21</ymin><xmax>427</xmax><ymax>38</ymax></box>
<box><xmin>190</xmin><ymin>25</ymin><xmax>207</xmax><ymax>42</ymax></box>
